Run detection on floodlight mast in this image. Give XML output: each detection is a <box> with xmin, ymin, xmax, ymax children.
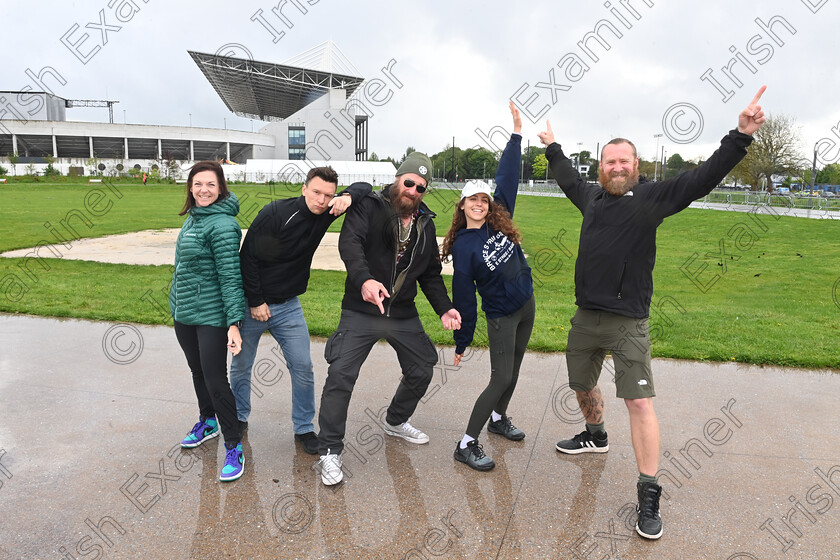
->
<box><xmin>65</xmin><ymin>99</ymin><xmax>120</xmax><ymax>123</ymax></box>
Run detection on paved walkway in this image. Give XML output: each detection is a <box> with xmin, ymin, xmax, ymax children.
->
<box><xmin>0</xmin><ymin>231</ymin><xmax>455</xmax><ymax>275</ymax></box>
<box><xmin>1</xmin><ymin>314</ymin><xmax>838</xmax><ymax>559</ymax></box>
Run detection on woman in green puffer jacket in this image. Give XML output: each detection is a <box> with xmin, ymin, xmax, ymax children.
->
<box><xmin>169</xmin><ymin>160</ymin><xmax>247</xmax><ymax>482</ymax></box>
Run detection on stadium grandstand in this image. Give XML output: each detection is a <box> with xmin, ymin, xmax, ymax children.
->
<box><xmin>0</xmin><ymin>41</ymin><xmax>396</xmax><ymax>184</ymax></box>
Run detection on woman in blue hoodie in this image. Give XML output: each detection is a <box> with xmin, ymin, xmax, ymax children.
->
<box><xmin>441</xmin><ymin>102</ymin><xmax>535</xmax><ymax>471</ymax></box>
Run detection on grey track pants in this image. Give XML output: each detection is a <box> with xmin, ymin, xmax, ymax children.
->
<box><xmin>317</xmin><ymin>309</ymin><xmax>439</xmax><ymax>455</ymax></box>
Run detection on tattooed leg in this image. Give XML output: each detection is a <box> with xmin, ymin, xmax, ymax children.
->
<box><xmin>575</xmin><ymin>386</ymin><xmax>605</xmax><ymax>425</ymax></box>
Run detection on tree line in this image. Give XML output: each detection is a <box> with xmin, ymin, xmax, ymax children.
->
<box><xmin>369</xmin><ymin>114</ymin><xmax>830</xmax><ymax>192</ymax></box>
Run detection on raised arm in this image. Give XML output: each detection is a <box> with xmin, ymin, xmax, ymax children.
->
<box><xmin>646</xmin><ymin>87</ymin><xmax>766</xmax><ymax>217</ymax></box>
<box><xmin>538</xmin><ymin>119</ymin><xmax>590</xmax><ymax>212</ymax></box>
<box><xmin>494</xmin><ymin>101</ymin><xmax>523</xmax><ymax>216</ymax></box>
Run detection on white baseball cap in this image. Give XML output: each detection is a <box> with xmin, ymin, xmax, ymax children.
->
<box><xmin>460</xmin><ymin>180</ymin><xmax>493</xmax><ymax>200</ymax></box>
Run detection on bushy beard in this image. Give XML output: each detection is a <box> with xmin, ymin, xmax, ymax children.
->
<box><xmin>389</xmin><ymin>184</ymin><xmax>422</xmax><ymax>217</ymax></box>
<box><xmin>599</xmin><ymin>166</ymin><xmax>640</xmax><ymax>196</ymax></box>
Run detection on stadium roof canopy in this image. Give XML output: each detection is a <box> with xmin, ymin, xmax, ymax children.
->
<box><xmin>188</xmin><ymin>42</ymin><xmax>365</xmax><ymax>122</ymax></box>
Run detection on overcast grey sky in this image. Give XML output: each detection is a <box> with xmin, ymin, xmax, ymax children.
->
<box><xmin>5</xmin><ymin>0</ymin><xmax>840</xmax><ymax>165</ymax></box>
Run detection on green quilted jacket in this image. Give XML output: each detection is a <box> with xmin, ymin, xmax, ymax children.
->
<box><xmin>169</xmin><ymin>192</ymin><xmax>246</xmax><ymax>327</ymax></box>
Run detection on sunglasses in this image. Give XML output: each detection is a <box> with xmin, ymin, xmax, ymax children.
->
<box><xmin>403</xmin><ymin>178</ymin><xmax>427</xmax><ymax>193</ymax></box>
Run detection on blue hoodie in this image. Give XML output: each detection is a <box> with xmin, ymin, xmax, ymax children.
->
<box><xmin>452</xmin><ymin>133</ymin><xmax>534</xmax><ymax>354</ymax></box>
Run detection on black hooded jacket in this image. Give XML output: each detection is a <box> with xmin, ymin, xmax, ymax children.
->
<box><xmin>338</xmin><ymin>185</ymin><xmax>453</xmax><ymax>319</ymax></box>
<box><xmin>546</xmin><ymin>129</ymin><xmax>753</xmax><ymax>318</ymax></box>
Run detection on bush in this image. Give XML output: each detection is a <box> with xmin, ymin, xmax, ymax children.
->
<box><xmin>0</xmin><ymin>165</ymin><xmax>8</xmax><ymax>175</ymax></box>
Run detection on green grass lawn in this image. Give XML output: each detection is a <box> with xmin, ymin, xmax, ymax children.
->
<box><xmin>1</xmin><ymin>181</ymin><xmax>838</xmax><ymax>368</ymax></box>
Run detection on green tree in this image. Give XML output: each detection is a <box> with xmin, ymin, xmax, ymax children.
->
<box><xmin>463</xmin><ymin>148</ymin><xmax>498</xmax><ymax>180</ymax></box>
<box><xmin>638</xmin><ymin>159</ymin><xmax>656</xmax><ymax>179</ymax></box>
<box><xmin>817</xmin><ymin>163</ymin><xmax>840</xmax><ymax>185</ymax></box>
<box><xmin>368</xmin><ymin>152</ymin><xmax>380</xmax><ymax>162</ymax></box>
<box><xmin>667</xmin><ymin>153</ymin><xmax>685</xmax><ymax>170</ymax></box>
<box><xmin>430</xmin><ymin>145</ymin><xmax>467</xmax><ymax>181</ymax></box>
<box><xmin>522</xmin><ymin>146</ymin><xmax>546</xmax><ymax>181</ymax></box>
<box><xmin>532</xmin><ymin>154</ymin><xmax>549</xmax><ymax>180</ymax></box>
<box><xmin>732</xmin><ymin>113</ymin><xmax>802</xmax><ymax>191</ymax></box>
<box><xmin>44</xmin><ymin>155</ymin><xmax>60</xmax><ymax>177</ymax></box>
<box><xmin>399</xmin><ymin>146</ymin><xmax>416</xmax><ymax>165</ymax></box>
<box><xmin>7</xmin><ymin>152</ymin><xmax>19</xmax><ymax>176</ymax></box>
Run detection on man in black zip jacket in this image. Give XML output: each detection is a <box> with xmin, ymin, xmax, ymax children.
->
<box><xmin>230</xmin><ymin>166</ymin><xmax>370</xmax><ymax>455</ymax></box>
<box><xmin>316</xmin><ymin>152</ymin><xmax>462</xmax><ymax>486</ymax></box>
<box><xmin>538</xmin><ymin>86</ymin><xmax>767</xmax><ymax>540</ymax></box>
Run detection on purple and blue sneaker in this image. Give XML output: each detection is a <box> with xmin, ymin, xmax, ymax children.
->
<box><xmin>180</xmin><ymin>417</ymin><xmax>220</xmax><ymax>448</ymax></box>
<box><xmin>220</xmin><ymin>442</ymin><xmax>245</xmax><ymax>482</ymax></box>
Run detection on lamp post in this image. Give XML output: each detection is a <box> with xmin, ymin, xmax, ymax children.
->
<box><xmin>811</xmin><ymin>142</ymin><xmax>818</xmax><ymax>191</ymax></box>
<box><xmin>452</xmin><ymin>136</ymin><xmax>456</xmax><ymax>182</ymax></box>
<box><xmin>653</xmin><ymin>133</ymin><xmax>663</xmax><ymax>180</ymax></box>
<box><xmin>189</xmin><ymin>113</ymin><xmax>192</xmax><ymax>127</ymax></box>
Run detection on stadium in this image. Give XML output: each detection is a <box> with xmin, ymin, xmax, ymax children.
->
<box><xmin>0</xmin><ymin>42</ymin><xmax>398</xmax><ymax>184</ymax></box>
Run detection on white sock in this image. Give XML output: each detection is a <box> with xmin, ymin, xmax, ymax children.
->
<box><xmin>459</xmin><ymin>434</ymin><xmax>475</xmax><ymax>449</ymax></box>
<box><xmin>491</xmin><ymin>411</ymin><xmax>503</xmax><ymax>422</ymax></box>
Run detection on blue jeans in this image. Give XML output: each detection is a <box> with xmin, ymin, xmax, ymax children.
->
<box><xmin>229</xmin><ymin>298</ymin><xmax>316</xmax><ymax>434</ymax></box>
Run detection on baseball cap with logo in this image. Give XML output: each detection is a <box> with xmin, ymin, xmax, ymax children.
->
<box><xmin>396</xmin><ymin>152</ymin><xmax>433</xmax><ymax>186</ymax></box>
<box><xmin>460</xmin><ymin>180</ymin><xmax>493</xmax><ymax>200</ymax></box>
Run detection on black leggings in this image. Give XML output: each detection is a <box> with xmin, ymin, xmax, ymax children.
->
<box><xmin>465</xmin><ymin>295</ymin><xmax>535</xmax><ymax>438</ymax></box>
<box><xmin>174</xmin><ymin>321</ymin><xmax>242</xmax><ymax>445</ymax></box>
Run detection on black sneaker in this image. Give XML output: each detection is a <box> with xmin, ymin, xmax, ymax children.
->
<box><xmin>636</xmin><ymin>481</ymin><xmax>663</xmax><ymax>539</ymax></box>
<box><xmin>294</xmin><ymin>431</ymin><xmax>320</xmax><ymax>455</ymax></box>
<box><xmin>555</xmin><ymin>429</ymin><xmax>609</xmax><ymax>454</ymax></box>
<box><xmin>454</xmin><ymin>440</ymin><xmax>495</xmax><ymax>471</ymax></box>
<box><xmin>487</xmin><ymin>415</ymin><xmax>525</xmax><ymax>441</ymax></box>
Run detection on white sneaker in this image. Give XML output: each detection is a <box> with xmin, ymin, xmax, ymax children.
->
<box><xmin>318</xmin><ymin>450</ymin><xmax>343</xmax><ymax>486</ymax></box>
<box><xmin>383</xmin><ymin>419</ymin><xmax>429</xmax><ymax>444</ymax></box>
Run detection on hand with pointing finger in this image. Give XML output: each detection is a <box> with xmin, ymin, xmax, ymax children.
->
<box><xmin>738</xmin><ymin>85</ymin><xmax>767</xmax><ymax>136</ymax></box>
<box><xmin>538</xmin><ymin>120</ymin><xmax>555</xmax><ymax>147</ymax></box>
<box><xmin>361</xmin><ymin>279</ymin><xmax>390</xmax><ymax>314</ymax></box>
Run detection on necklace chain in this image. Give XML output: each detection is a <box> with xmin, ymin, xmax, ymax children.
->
<box><xmin>399</xmin><ymin>216</ymin><xmax>414</xmax><ymax>243</ymax></box>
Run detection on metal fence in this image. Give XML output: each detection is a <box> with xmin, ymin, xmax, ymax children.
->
<box><xmin>429</xmin><ymin>181</ymin><xmax>840</xmax><ymax>219</ymax></box>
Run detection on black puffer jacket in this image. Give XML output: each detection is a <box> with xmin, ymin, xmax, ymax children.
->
<box><xmin>338</xmin><ymin>185</ymin><xmax>453</xmax><ymax>319</ymax></box>
<box><xmin>546</xmin><ymin>129</ymin><xmax>753</xmax><ymax>318</ymax></box>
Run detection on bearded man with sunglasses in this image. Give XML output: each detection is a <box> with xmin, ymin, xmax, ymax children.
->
<box><xmin>316</xmin><ymin>152</ymin><xmax>462</xmax><ymax>486</ymax></box>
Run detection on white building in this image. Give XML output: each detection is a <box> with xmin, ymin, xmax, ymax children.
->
<box><xmin>0</xmin><ymin>42</ymin><xmax>393</xmax><ymax>182</ymax></box>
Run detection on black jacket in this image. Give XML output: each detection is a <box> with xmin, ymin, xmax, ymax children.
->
<box><xmin>240</xmin><ymin>182</ymin><xmax>371</xmax><ymax>307</ymax></box>
<box><xmin>546</xmin><ymin>129</ymin><xmax>753</xmax><ymax>318</ymax></box>
<box><xmin>339</xmin><ymin>185</ymin><xmax>453</xmax><ymax>319</ymax></box>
